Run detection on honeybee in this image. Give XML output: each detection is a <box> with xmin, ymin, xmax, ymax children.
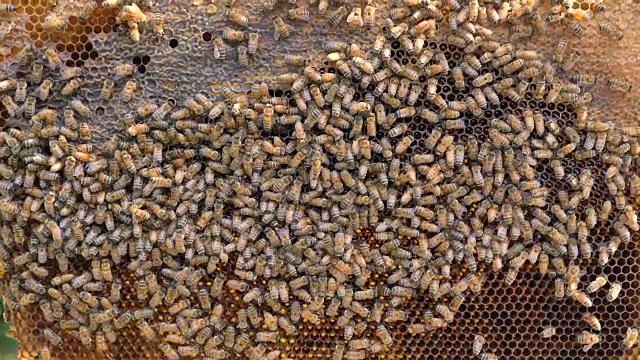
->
<box><xmin>117</xmin><ymin>4</ymin><xmax>146</xmax><ymax>23</ymax></box>
<box><xmin>346</xmin><ymin>7</ymin><xmax>363</xmax><ymax>28</ymax></box>
<box><xmin>237</xmin><ymin>45</ymin><xmax>249</xmax><ymax>67</ymax></box>
<box><xmin>34</xmin><ymin>79</ymin><xmax>50</xmax><ymax>101</ymax></box>
<box><xmin>136</xmin><ymin>319</ymin><xmax>156</xmax><ymax>341</ymax></box>
<box><xmin>69</xmin><ymin>100</ymin><xmax>90</xmax><ymax>118</ymax></box>
<box><xmin>363</xmin><ymin>4</ymin><xmax>376</xmax><ymax>27</ymax></box>
<box><xmin>128</xmin><ymin>21</ymin><xmax>140</xmax><ymax>43</ymax></box>
<box><xmin>98</xmin><ymin>79</ymin><xmax>115</xmax><ymax>101</ymax></box>
<box><xmin>102</xmin><ymin>0</ymin><xmax>123</xmax><ymax>8</ymax></box>
<box><xmin>1</xmin><ymin>96</ymin><xmax>19</xmax><ymax>117</ymax></box>
<box><xmin>246</xmin><ymin>32</ymin><xmax>259</xmax><ymax>55</ymax></box>
<box><xmin>114</xmin><ymin>63</ymin><xmax>135</xmax><ymax>80</ymax></box>
<box><xmin>0</xmin><ymin>20</ymin><xmax>15</xmax><ymax>44</ymax></box>
<box><xmin>28</xmin><ymin>63</ymin><xmax>44</xmax><ymax>85</ymax></box>
<box><xmin>153</xmin><ymin>13</ymin><xmax>164</xmax><ymax>37</ymax></box>
<box><xmin>227</xmin><ymin>9</ymin><xmax>249</xmax><ymax>27</ymax></box>
<box><xmin>222</xmin><ymin>27</ymin><xmax>244</xmax><ymax>41</ymax></box>
<box><xmin>288</xmin><ymin>7</ymin><xmax>311</xmax><ymax>22</ymax></box>
<box><xmin>599</xmin><ymin>21</ymin><xmax>623</xmax><ymax>40</ymax></box>
<box><xmin>503</xmin><ymin>59</ymin><xmax>525</xmax><ymax>74</ymax></box>
<box><xmin>213</xmin><ymin>37</ymin><xmax>227</xmax><ymax>60</ymax></box>
<box><xmin>44</xmin><ymin>14</ymin><xmax>66</xmax><ymax>31</ymax></box>
<box><xmin>472</xmin><ymin>334</ymin><xmax>486</xmax><ymax>356</ymax></box>
<box><xmin>44</xmin><ymin>47</ymin><xmax>62</xmax><ymax>70</ymax></box>
<box><xmin>152</xmin><ymin>101</ymin><xmax>173</xmax><ymax>121</ymax></box>
<box><xmin>59</xmin><ymin>66</ymin><xmax>84</xmax><ymax>81</ymax></box>
<box><xmin>273</xmin><ymin>16</ymin><xmax>291</xmax><ymax>41</ymax></box>
<box><xmin>10</xmin><ymin>80</ymin><xmax>27</xmax><ymax>106</ymax></box>
<box><xmin>43</xmin><ymin>328</ymin><xmax>63</xmax><ymax>346</ymax></box>
<box><xmin>39</xmin><ymin>346</ymin><xmax>51</xmax><ymax>360</ymax></box>
<box><xmin>623</xmin><ymin>327</ymin><xmax>639</xmax><ymax>349</ymax></box>
<box><xmin>540</xmin><ymin>325</ymin><xmax>557</xmax><ymax>339</ymax></box>
<box><xmin>607</xmin><ymin>77</ymin><xmax>632</xmax><ymax>92</ymax></box>
<box><xmin>604</xmin><ymin>282</ymin><xmax>623</xmax><ymax>302</ymax></box>
<box><xmin>328</xmin><ymin>6</ymin><xmax>348</xmax><ymax>27</ymax></box>
<box><xmin>120</xmin><ymin>80</ymin><xmax>136</xmax><ymax>102</ymax></box>
<box><xmin>472</xmin><ymin>73</ymin><xmax>494</xmax><ymax>87</ymax></box>
<box><xmin>582</xmin><ymin>313</ymin><xmax>601</xmax><ymax>331</ymax></box>
<box><xmin>61</xmin><ymin>79</ymin><xmax>82</xmax><ymax>96</ymax></box>
<box><xmin>23</xmin><ymin>96</ymin><xmax>36</xmax><ymax>119</ymax></box>
<box><xmin>586</xmin><ymin>276</ymin><xmax>607</xmax><ymax>293</ymax></box>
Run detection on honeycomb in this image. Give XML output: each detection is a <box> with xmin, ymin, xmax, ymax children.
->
<box><xmin>0</xmin><ymin>0</ymin><xmax>638</xmax><ymax>359</ymax></box>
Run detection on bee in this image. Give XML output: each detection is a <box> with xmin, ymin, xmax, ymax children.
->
<box><xmin>99</xmin><ymin>79</ymin><xmax>115</xmax><ymax>101</ymax></box>
<box><xmin>347</xmin><ymin>7</ymin><xmax>364</xmax><ymax>28</ymax></box>
<box><xmin>213</xmin><ymin>37</ymin><xmax>227</xmax><ymax>59</ymax></box>
<box><xmin>472</xmin><ymin>334</ymin><xmax>486</xmax><ymax>356</ymax></box>
<box><xmin>70</xmin><ymin>99</ymin><xmax>91</xmax><ymax>117</ymax></box>
<box><xmin>541</xmin><ymin>326</ymin><xmax>556</xmax><ymax>338</ymax></box>
<box><xmin>586</xmin><ymin>276</ymin><xmax>607</xmax><ymax>293</ymax></box>
<box><xmin>599</xmin><ymin>21</ymin><xmax>623</xmax><ymax>40</ymax></box>
<box><xmin>472</xmin><ymin>73</ymin><xmax>493</xmax><ymax>88</ymax></box>
<box><xmin>61</xmin><ymin>79</ymin><xmax>82</xmax><ymax>96</ymax></box>
<box><xmin>152</xmin><ymin>101</ymin><xmax>173</xmax><ymax>121</ymax></box>
<box><xmin>503</xmin><ymin>59</ymin><xmax>525</xmax><ymax>74</ymax></box>
<box><xmin>39</xmin><ymin>346</ymin><xmax>52</xmax><ymax>360</ymax></box>
<box><xmin>26</xmin><ymin>63</ymin><xmax>45</xmax><ymax>87</ymax></box>
<box><xmin>137</xmin><ymin>320</ymin><xmax>156</xmax><ymax>341</ymax></box>
<box><xmin>260</xmin><ymin>104</ymin><xmax>276</xmax><ymax>131</ymax></box>
<box><xmin>115</xmin><ymin>63</ymin><xmax>135</xmax><ymax>79</ymax></box>
<box><xmin>102</xmin><ymin>0</ymin><xmax>123</xmax><ymax>8</ymax></box>
<box><xmin>36</xmin><ymin>79</ymin><xmax>54</xmax><ymax>101</ymax></box>
<box><xmin>237</xmin><ymin>45</ymin><xmax>249</xmax><ymax>67</ymax></box>
<box><xmin>222</xmin><ymin>27</ymin><xmax>244</xmax><ymax>42</ymax></box>
<box><xmin>22</xmin><ymin>96</ymin><xmax>36</xmax><ymax>119</ymax></box>
<box><xmin>574</xmin><ymin>331</ymin><xmax>599</xmax><ymax>353</ymax></box>
<box><xmin>11</xmin><ymin>79</ymin><xmax>27</xmax><ymax>104</ymax></box>
<box><xmin>1</xmin><ymin>96</ymin><xmax>18</xmax><ymax>117</ymax></box>
<box><xmin>43</xmin><ymin>14</ymin><xmax>66</xmax><ymax>31</ymax></box>
<box><xmin>117</xmin><ymin>3</ymin><xmax>146</xmax><ymax>23</ymax></box>
<box><xmin>43</xmin><ymin>328</ymin><xmax>63</xmax><ymax>346</ymax></box>
<box><xmin>95</xmin><ymin>331</ymin><xmax>108</xmax><ymax>352</ymax></box>
<box><xmin>328</xmin><ymin>6</ymin><xmax>348</xmax><ymax>27</ymax></box>
<box><xmin>395</xmin><ymin>135</ymin><xmax>413</xmax><ymax>155</ymax></box>
<box><xmin>623</xmin><ymin>328</ymin><xmax>639</xmax><ymax>349</ymax></box>
<box><xmin>127</xmin><ymin>21</ymin><xmax>140</xmax><ymax>42</ymax></box>
<box><xmin>608</xmin><ymin>77</ymin><xmax>632</xmax><ymax>92</ymax></box>
<box><xmin>571</xmin><ymin>290</ymin><xmax>593</xmax><ymax>307</ymax></box>
<box><xmin>363</xmin><ymin>5</ymin><xmax>376</xmax><ymax>27</ymax></box>
<box><xmin>248</xmin><ymin>32</ymin><xmax>259</xmax><ymax>55</ymax></box>
<box><xmin>0</xmin><ymin>19</ymin><xmax>15</xmax><ymax>44</ymax></box>
<box><xmin>227</xmin><ymin>9</ymin><xmax>249</xmax><ymax>27</ymax></box>
<box><xmin>255</xmin><ymin>331</ymin><xmax>278</xmax><ymax>343</ymax></box>
<box><xmin>117</xmin><ymin>80</ymin><xmax>137</xmax><ymax>102</ymax></box>
<box><xmin>273</xmin><ymin>16</ymin><xmax>291</xmax><ymax>41</ymax></box>
<box><xmin>152</xmin><ymin>13</ymin><xmax>164</xmax><ymax>37</ymax></box>
<box><xmin>607</xmin><ymin>282</ymin><xmax>622</xmax><ymax>302</ymax></box>
<box><xmin>583</xmin><ymin>313</ymin><xmax>601</xmax><ymax>331</ymax></box>
<box><xmin>43</xmin><ymin>47</ymin><xmax>63</xmax><ymax>71</ymax></box>
<box><xmin>288</xmin><ymin>7</ymin><xmax>311</xmax><ymax>21</ymax></box>
<box><xmin>59</xmin><ymin>66</ymin><xmax>84</xmax><ymax>82</ymax></box>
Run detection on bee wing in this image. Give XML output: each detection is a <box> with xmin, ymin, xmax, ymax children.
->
<box><xmin>356</xmin><ymin>14</ymin><xmax>364</xmax><ymax>27</ymax></box>
<box><xmin>273</xmin><ymin>24</ymin><xmax>280</xmax><ymax>41</ymax></box>
<box><xmin>347</xmin><ymin>10</ymin><xmax>356</xmax><ymax>24</ymax></box>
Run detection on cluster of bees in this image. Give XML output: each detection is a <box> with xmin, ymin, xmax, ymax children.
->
<box><xmin>39</xmin><ymin>0</ymin><xmax>161</xmax><ymax>45</ymax></box>
<box><xmin>0</xmin><ymin>0</ymin><xmax>639</xmax><ymax>359</ymax></box>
